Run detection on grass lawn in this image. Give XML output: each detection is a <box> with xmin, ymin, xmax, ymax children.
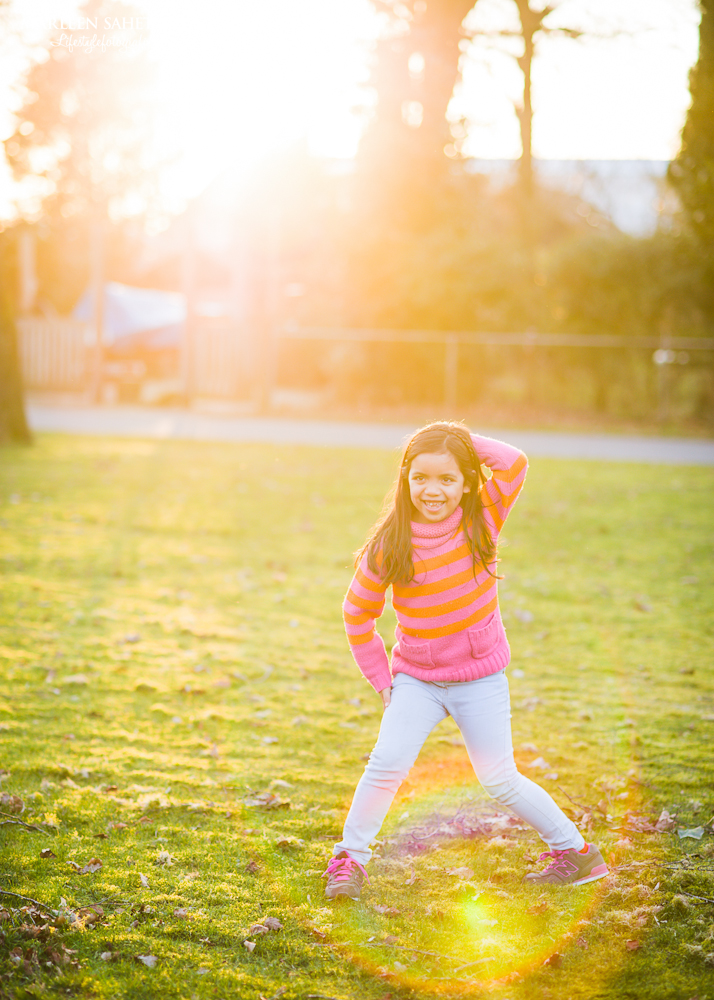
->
<box><xmin>0</xmin><ymin>432</ymin><xmax>713</xmax><ymax>1000</ymax></box>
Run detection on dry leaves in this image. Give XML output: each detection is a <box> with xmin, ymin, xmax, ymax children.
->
<box><xmin>527</xmin><ymin>756</ymin><xmax>550</xmax><ymax>770</ymax></box>
<box><xmin>139</xmin><ymin>873</ymin><xmax>149</xmax><ymax>887</ymax></box>
<box><xmin>244</xmin><ymin>791</ymin><xmax>290</xmax><ymax>810</ymax></box>
<box><xmin>528</xmin><ymin>901</ymin><xmax>549</xmax><ymax>915</ymax></box>
<box><xmin>446</xmin><ymin>866</ymin><xmax>475</xmax><ymax>880</ymax></box>
<box><xmin>249</xmin><ymin>917</ymin><xmax>283</xmax><ymax>935</ymax></box>
<box><xmin>678</xmin><ymin>826</ymin><xmax>705</xmax><ymax>840</ymax></box>
<box><xmin>173</xmin><ymin>908</ymin><xmax>189</xmax><ymax>919</ymax></box>
<box><xmin>626</xmin><ymin>939</ymin><xmax>641</xmax><ymax>951</ymax></box>
<box><xmin>155</xmin><ymin>850</ymin><xmax>177</xmax><ymax>866</ymax></box>
<box><xmin>76</xmin><ymin>905</ymin><xmax>104</xmax><ymax>925</ymax></box>
<box><xmin>68</xmin><ymin>858</ymin><xmax>103</xmax><ymax>875</ymax></box>
<box><xmin>276</xmin><ymin>836</ymin><xmax>305</xmax><ymax>851</ymax></box>
<box><xmin>0</xmin><ymin>793</ymin><xmax>24</xmax><ymax>814</ymax></box>
<box><xmin>40</xmin><ymin>848</ymin><xmax>56</xmax><ymax>859</ymax></box>
<box><xmin>136</xmin><ymin>954</ymin><xmax>157</xmax><ymax>968</ymax></box>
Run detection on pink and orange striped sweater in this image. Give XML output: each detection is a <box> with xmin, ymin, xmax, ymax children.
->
<box><xmin>342</xmin><ymin>435</ymin><xmax>528</xmax><ymax>692</ymax></box>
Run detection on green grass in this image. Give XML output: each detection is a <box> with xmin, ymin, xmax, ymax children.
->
<box><xmin>0</xmin><ymin>433</ymin><xmax>713</xmax><ymax>1000</ymax></box>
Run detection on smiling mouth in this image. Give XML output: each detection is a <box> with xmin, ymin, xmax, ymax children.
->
<box><xmin>422</xmin><ymin>500</ymin><xmax>445</xmax><ymax>511</ymax></box>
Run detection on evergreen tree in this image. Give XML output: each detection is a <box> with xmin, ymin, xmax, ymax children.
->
<box><xmin>670</xmin><ymin>0</ymin><xmax>714</xmax><ymax>254</ymax></box>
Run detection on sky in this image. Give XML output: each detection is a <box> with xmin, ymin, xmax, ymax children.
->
<box><xmin>0</xmin><ymin>0</ymin><xmax>701</xmax><ymax>221</ymax></box>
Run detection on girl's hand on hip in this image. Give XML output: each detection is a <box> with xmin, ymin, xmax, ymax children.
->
<box><xmin>379</xmin><ymin>686</ymin><xmax>392</xmax><ymax>710</ymax></box>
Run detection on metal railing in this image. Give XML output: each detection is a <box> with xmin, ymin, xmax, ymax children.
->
<box><xmin>276</xmin><ymin>325</ymin><xmax>714</xmax><ymax>411</ymax></box>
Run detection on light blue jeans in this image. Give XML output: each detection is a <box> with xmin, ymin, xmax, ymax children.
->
<box><xmin>334</xmin><ymin>670</ymin><xmax>584</xmax><ymax>865</ymax></box>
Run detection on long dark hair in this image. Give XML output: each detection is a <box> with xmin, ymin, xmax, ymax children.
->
<box><xmin>357</xmin><ymin>421</ymin><xmax>498</xmax><ymax>585</ymax></box>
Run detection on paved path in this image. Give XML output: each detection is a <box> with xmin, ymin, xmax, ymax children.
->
<box><xmin>27</xmin><ymin>403</ymin><xmax>714</xmax><ymax>465</ymax></box>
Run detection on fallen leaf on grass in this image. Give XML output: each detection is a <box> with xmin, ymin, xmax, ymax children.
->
<box><xmin>77</xmin><ymin>905</ymin><xmax>104</xmax><ymax>924</ymax></box>
<box><xmin>93</xmin><ymin>832</ymin><xmax>108</xmax><ymax>839</ymax></box>
<box><xmin>575</xmin><ymin>936</ymin><xmax>589</xmax><ymax>949</ymax></box>
<box><xmin>245</xmin><ymin>860</ymin><xmax>260</xmax><ymax>873</ymax></box>
<box><xmin>654</xmin><ymin>809</ymin><xmax>677</xmax><ymax>832</ymax></box>
<box><xmin>626</xmin><ymin>940</ymin><xmax>641</xmax><ymax>951</ymax></box>
<box><xmin>100</xmin><ymin>951</ymin><xmax>114</xmax><ymax>961</ymax></box>
<box><xmin>244</xmin><ymin>791</ymin><xmax>290</xmax><ymax>810</ymax></box>
<box><xmin>543</xmin><ymin>953</ymin><xmax>562</xmax><ymax>967</ymax></box>
<box><xmin>40</xmin><ymin>849</ymin><xmax>56</xmax><ymax>859</ymax></box>
<box><xmin>243</xmin><ymin>940</ymin><xmax>256</xmax><ymax>952</ymax></box>
<box><xmin>139</xmin><ymin>873</ymin><xmax>149</xmax><ymax>887</ymax></box>
<box><xmin>372</xmin><ymin>905</ymin><xmax>400</xmax><ymax>916</ymax></box>
<box><xmin>173</xmin><ymin>908</ymin><xmax>189</xmax><ymax>919</ymax></box>
<box><xmin>63</xmin><ymin>674</ymin><xmax>89</xmax><ymax>686</ymax></box>
<box><xmin>528</xmin><ymin>902</ymin><xmax>549</xmax><ymax>915</ymax></box>
<box><xmin>155</xmin><ymin>850</ymin><xmax>177</xmax><ymax>866</ymax></box>
<box><xmin>197</xmin><ymin>967</ymin><xmax>209</xmax><ymax>975</ymax></box>
<box><xmin>136</xmin><ymin>954</ymin><xmax>157</xmax><ymax>967</ymax></box>
<box><xmin>404</xmin><ymin>869</ymin><xmax>417</xmax><ymax>886</ymax></box>
<box><xmin>527</xmin><ymin>757</ymin><xmax>551</xmax><ymax>770</ymax></box>
<box><xmin>0</xmin><ymin>793</ymin><xmax>24</xmax><ymax>814</ymax></box>
<box><xmin>276</xmin><ymin>836</ymin><xmax>305</xmax><ymax>850</ymax></box>
<box><xmin>678</xmin><ymin>826</ymin><xmax>705</xmax><ymax>840</ymax></box>
<box><xmin>68</xmin><ymin>858</ymin><xmax>103</xmax><ymax>875</ymax></box>
<box><xmin>263</xmin><ymin>917</ymin><xmax>283</xmax><ymax>930</ymax></box>
<box><xmin>446</xmin><ymin>866</ymin><xmax>475</xmax><ymax>880</ymax></box>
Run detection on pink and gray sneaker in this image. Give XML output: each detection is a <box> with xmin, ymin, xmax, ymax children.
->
<box><xmin>524</xmin><ymin>843</ymin><xmax>609</xmax><ymax>886</ymax></box>
<box><xmin>323</xmin><ymin>852</ymin><xmax>369</xmax><ymax>900</ymax></box>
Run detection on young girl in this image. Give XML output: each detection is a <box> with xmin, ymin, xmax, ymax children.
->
<box><xmin>323</xmin><ymin>421</ymin><xmax>607</xmax><ymax>899</ymax></box>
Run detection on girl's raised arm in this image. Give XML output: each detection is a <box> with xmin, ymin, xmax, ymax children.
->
<box><xmin>470</xmin><ymin>433</ymin><xmax>528</xmax><ymax>538</ymax></box>
<box><xmin>342</xmin><ymin>552</ymin><xmax>391</xmax><ymax>693</ymax></box>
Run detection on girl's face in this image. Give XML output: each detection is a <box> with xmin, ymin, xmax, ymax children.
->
<box><xmin>407</xmin><ymin>450</ymin><xmax>469</xmax><ymax>524</ymax></box>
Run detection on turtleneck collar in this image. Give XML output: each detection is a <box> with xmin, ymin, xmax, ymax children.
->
<box><xmin>411</xmin><ymin>505</ymin><xmax>463</xmax><ymax>544</ymax></box>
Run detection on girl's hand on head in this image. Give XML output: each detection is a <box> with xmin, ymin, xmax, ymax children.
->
<box><xmin>380</xmin><ymin>686</ymin><xmax>392</xmax><ymax>710</ymax></box>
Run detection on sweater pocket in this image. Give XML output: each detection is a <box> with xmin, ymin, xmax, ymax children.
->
<box><xmin>396</xmin><ymin>639</ymin><xmax>435</xmax><ymax>669</ymax></box>
<box><xmin>467</xmin><ymin>613</ymin><xmax>501</xmax><ymax>658</ymax></box>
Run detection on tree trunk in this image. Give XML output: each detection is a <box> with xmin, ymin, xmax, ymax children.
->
<box><xmin>357</xmin><ymin>0</ymin><xmax>476</xmax><ymax>201</ymax></box>
<box><xmin>0</xmin><ymin>232</ymin><xmax>31</xmax><ymax>445</ymax></box>
<box><xmin>514</xmin><ymin>0</ymin><xmax>549</xmax><ymax>201</ymax></box>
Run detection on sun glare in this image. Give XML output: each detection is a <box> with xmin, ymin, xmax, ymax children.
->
<box><xmin>143</xmin><ymin>0</ymin><xmax>378</xmax><ymax>203</ymax></box>
<box><xmin>0</xmin><ymin>0</ymin><xmax>701</xmax><ymax>221</ymax></box>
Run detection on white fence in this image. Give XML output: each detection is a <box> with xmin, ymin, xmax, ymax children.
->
<box><xmin>190</xmin><ymin>324</ymin><xmax>246</xmax><ymax>398</ymax></box>
<box><xmin>17</xmin><ymin>318</ymin><xmax>91</xmax><ymax>390</ymax></box>
<box><xmin>16</xmin><ymin>318</ymin><xmax>249</xmax><ymax>399</ymax></box>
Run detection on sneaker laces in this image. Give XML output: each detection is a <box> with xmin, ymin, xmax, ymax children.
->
<box><xmin>322</xmin><ymin>855</ymin><xmax>370</xmax><ymax>884</ymax></box>
<box><xmin>536</xmin><ymin>848</ymin><xmax>581</xmax><ymax>873</ymax></box>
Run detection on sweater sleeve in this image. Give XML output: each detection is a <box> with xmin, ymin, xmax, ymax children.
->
<box><xmin>471</xmin><ymin>433</ymin><xmax>528</xmax><ymax>537</ymax></box>
<box><xmin>342</xmin><ymin>551</ymin><xmax>392</xmax><ymax>692</ymax></box>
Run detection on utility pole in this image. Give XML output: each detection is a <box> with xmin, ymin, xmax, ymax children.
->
<box><xmin>89</xmin><ymin>219</ymin><xmax>104</xmax><ymax>403</ymax></box>
<box><xmin>259</xmin><ymin>204</ymin><xmax>281</xmax><ymax>413</ymax></box>
<box><xmin>181</xmin><ymin>206</ymin><xmax>197</xmax><ymax>406</ymax></box>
